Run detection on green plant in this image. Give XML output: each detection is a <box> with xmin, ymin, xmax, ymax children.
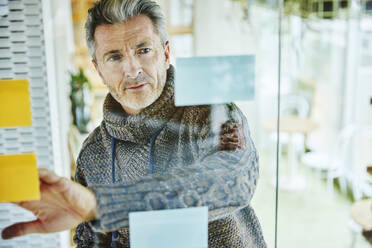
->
<box><xmin>70</xmin><ymin>68</ymin><xmax>92</xmax><ymax>93</ymax></box>
<box><xmin>69</xmin><ymin>68</ymin><xmax>92</xmax><ymax>133</ymax></box>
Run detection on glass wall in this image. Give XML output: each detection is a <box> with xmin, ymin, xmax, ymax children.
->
<box><xmin>190</xmin><ymin>1</ymin><xmax>280</xmax><ymax>247</ymax></box>
<box><xmin>68</xmin><ymin>0</ymin><xmax>280</xmax><ymax>247</ymax></box>
<box><xmin>2</xmin><ymin>0</ymin><xmax>371</xmax><ymax>247</ymax></box>
<box><xmin>276</xmin><ymin>0</ymin><xmax>372</xmax><ymax>247</ymax></box>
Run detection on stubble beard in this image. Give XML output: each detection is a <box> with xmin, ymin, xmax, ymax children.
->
<box><xmin>110</xmin><ymin>69</ymin><xmax>167</xmax><ymax>112</ymax></box>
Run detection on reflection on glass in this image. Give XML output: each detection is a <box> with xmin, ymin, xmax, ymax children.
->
<box><xmin>0</xmin><ymin>0</ymin><xmax>281</xmax><ymax>247</ymax></box>
<box><xmin>275</xmin><ymin>1</ymin><xmax>372</xmax><ymax>247</ymax></box>
<box><xmin>70</xmin><ymin>0</ymin><xmax>268</xmax><ymax>248</ymax></box>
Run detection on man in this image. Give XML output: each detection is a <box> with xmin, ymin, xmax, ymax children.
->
<box><xmin>2</xmin><ymin>0</ymin><xmax>266</xmax><ymax>247</ymax></box>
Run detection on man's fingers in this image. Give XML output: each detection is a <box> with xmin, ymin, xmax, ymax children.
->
<box><xmin>38</xmin><ymin>169</ymin><xmax>69</xmax><ymax>192</ymax></box>
<box><xmin>38</xmin><ymin>168</ymin><xmax>60</xmax><ymax>184</ymax></box>
<box><xmin>1</xmin><ymin>220</ymin><xmax>43</xmax><ymax>240</ymax></box>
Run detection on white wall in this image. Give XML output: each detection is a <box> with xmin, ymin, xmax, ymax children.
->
<box><xmin>194</xmin><ymin>0</ymin><xmax>256</xmax><ymax>57</ymax></box>
<box><xmin>42</xmin><ymin>1</ymin><xmax>74</xmax><ymax>246</ymax></box>
<box><xmin>43</xmin><ymin>0</ymin><xmax>74</xmax><ymax>180</ymax></box>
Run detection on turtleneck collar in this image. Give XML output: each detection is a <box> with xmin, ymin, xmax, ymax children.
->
<box><xmin>103</xmin><ymin>65</ymin><xmax>177</xmax><ymax>144</ymax></box>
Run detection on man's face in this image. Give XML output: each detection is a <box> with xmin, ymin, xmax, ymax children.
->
<box><xmin>93</xmin><ymin>15</ymin><xmax>170</xmax><ymax>115</ymax></box>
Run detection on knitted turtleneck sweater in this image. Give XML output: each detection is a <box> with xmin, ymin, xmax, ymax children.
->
<box><xmin>73</xmin><ymin>65</ymin><xmax>266</xmax><ymax>247</ymax></box>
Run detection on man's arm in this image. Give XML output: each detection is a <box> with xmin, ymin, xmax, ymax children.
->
<box><xmin>2</xmin><ymin>105</ymin><xmax>259</xmax><ymax>238</ymax></box>
<box><xmin>92</xmin><ymin>149</ymin><xmax>258</xmax><ymax>232</ymax></box>
<box><xmin>73</xmin><ymin>162</ymin><xmax>112</xmax><ymax>247</ymax></box>
<box><xmin>90</xmin><ymin>105</ymin><xmax>259</xmax><ymax>232</ymax></box>
<box><xmin>2</xmin><ymin>144</ymin><xmax>257</xmax><ymax>239</ymax></box>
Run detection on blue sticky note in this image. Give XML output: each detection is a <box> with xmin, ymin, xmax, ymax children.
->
<box><xmin>129</xmin><ymin>207</ymin><xmax>208</xmax><ymax>248</ymax></box>
<box><xmin>175</xmin><ymin>55</ymin><xmax>255</xmax><ymax>106</ymax></box>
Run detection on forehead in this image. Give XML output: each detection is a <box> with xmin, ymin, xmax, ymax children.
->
<box><xmin>94</xmin><ymin>15</ymin><xmax>160</xmax><ymax>51</ymax></box>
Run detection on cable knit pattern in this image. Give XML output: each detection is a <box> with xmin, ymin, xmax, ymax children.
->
<box><xmin>73</xmin><ymin>65</ymin><xmax>266</xmax><ymax>247</ymax></box>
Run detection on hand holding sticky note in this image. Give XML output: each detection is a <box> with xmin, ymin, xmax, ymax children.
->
<box><xmin>0</xmin><ymin>153</ymin><xmax>40</xmax><ymax>202</ymax></box>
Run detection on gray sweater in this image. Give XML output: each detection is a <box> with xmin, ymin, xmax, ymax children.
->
<box><xmin>73</xmin><ymin>66</ymin><xmax>266</xmax><ymax>247</ymax></box>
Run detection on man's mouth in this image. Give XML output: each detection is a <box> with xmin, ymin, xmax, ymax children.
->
<box><xmin>127</xmin><ymin>83</ymin><xmax>148</xmax><ymax>91</ymax></box>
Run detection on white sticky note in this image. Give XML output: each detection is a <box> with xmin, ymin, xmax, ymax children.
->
<box><xmin>175</xmin><ymin>55</ymin><xmax>255</xmax><ymax>106</ymax></box>
<box><xmin>129</xmin><ymin>207</ymin><xmax>208</xmax><ymax>248</ymax></box>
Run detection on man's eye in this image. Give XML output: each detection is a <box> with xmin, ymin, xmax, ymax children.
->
<box><xmin>138</xmin><ymin>48</ymin><xmax>151</xmax><ymax>55</ymax></box>
<box><xmin>109</xmin><ymin>55</ymin><xmax>121</xmax><ymax>61</ymax></box>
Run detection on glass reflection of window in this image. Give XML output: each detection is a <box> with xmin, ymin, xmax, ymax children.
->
<box><xmin>168</xmin><ymin>0</ymin><xmax>194</xmax><ymax>57</ymax></box>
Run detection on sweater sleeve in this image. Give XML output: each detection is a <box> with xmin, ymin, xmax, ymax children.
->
<box><xmin>74</xmin><ymin>156</ymin><xmax>112</xmax><ymax>247</ymax></box>
<box><xmin>89</xmin><ymin>104</ymin><xmax>259</xmax><ymax>232</ymax></box>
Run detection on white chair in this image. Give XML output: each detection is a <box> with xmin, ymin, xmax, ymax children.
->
<box><xmin>351</xmin><ymin>127</ymin><xmax>372</xmax><ymax>200</ymax></box>
<box><xmin>301</xmin><ymin>125</ymin><xmax>356</xmax><ymax>197</ymax></box>
<box><xmin>302</xmin><ymin>124</ymin><xmax>372</xmax><ymax>200</ymax></box>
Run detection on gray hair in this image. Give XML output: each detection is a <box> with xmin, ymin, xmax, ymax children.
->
<box><xmin>85</xmin><ymin>0</ymin><xmax>168</xmax><ymax>61</ymax></box>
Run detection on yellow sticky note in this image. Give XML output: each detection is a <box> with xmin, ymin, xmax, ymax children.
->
<box><xmin>0</xmin><ymin>79</ymin><xmax>32</xmax><ymax>128</ymax></box>
<box><xmin>0</xmin><ymin>153</ymin><xmax>40</xmax><ymax>202</ymax></box>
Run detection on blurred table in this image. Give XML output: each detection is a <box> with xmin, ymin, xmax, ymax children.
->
<box><xmin>351</xmin><ymin>199</ymin><xmax>372</xmax><ymax>231</ymax></box>
<box><xmin>350</xmin><ymin>167</ymin><xmax>372</xmax><ymax>245</ymax></box>
<box><xmin>263</xmin><ymin>116</ymin><xmax>317</xmax><ymax>133</ymax></box>
<box><xmin>263</xmin><ymin>116</ymin><xmax>317</xmax><ymax>190</ymax></box>
<box><xmin>368</xmin><ymin>166</ymin><xmax>372</xmax><ymax>176</ymax></box>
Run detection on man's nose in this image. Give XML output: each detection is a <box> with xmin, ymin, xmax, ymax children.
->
<box><xmin>123</xmin><ymin>55</ymin><xmax>142</xmax><ymax>79</ymax></box>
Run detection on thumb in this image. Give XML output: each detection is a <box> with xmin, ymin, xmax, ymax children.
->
<box><xmin>1</xmin><ymin>220</ymin><xmax>43</xmax><ymax>239</ymax></box>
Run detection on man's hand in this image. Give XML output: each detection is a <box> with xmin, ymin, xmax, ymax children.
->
<box><xmin>219</xmin><ymin>122</ymin><xmax>246</xmax><ymax>151</ymax></box>
<box><xmin>1</xmin><ymin>168</ymin><xmax>97</xmax><ymax>239</ymax></box>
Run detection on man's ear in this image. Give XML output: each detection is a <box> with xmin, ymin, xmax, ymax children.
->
<box><xmin>164</xmin><ymin>40</ymin><xmax>170</xmax><ymax>69</ymax></box>
<box><xmin>92</xmin><ymin>59</ymin><xmax>105</xmax><ymax>83</ymax></box>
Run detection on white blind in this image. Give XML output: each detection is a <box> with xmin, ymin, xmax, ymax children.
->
<box><xmin>0</xmin><ymin>0</ymin><xmax>62</xmax><ymax>247</ymax></box>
